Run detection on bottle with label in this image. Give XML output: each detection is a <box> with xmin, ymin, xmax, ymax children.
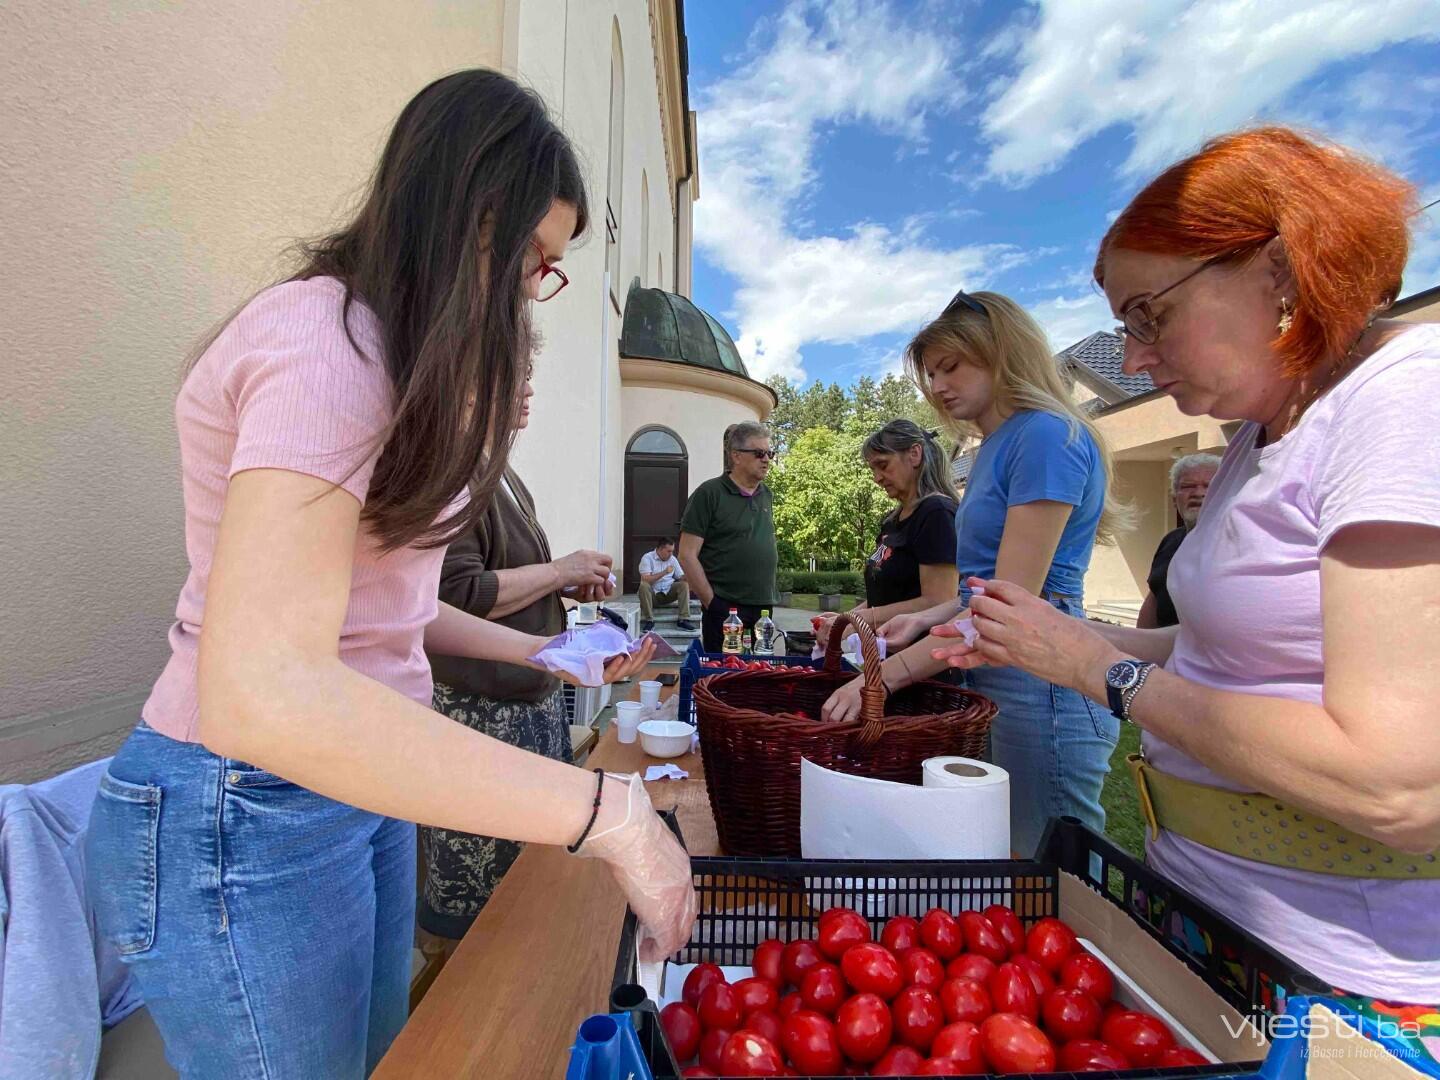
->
<box><xmin>754</xmin><ymin>610</ymin><xmax>776</xmax><ymax>655</ymax></box>
<box><xmin>741</xmin><ymin>628</ymin><xmax>754</xmax><ymax>654</ymax></box>
<box><xmin>722</xmin><ymin>608</ymin><xmax>744</xmax><ymax>654</ymax></box>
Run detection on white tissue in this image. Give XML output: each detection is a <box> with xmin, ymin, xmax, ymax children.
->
<box><xmin>842</xmin><ymin>633</ymin><xmax>887</xmax><ymax>660</ymax></box>
<box><xmin>644</xmin><ymin>764</ymin><xmax>690</xmax><ymax>782</ymax></box>
<box><xmin>562</xmin><ymin>572</ymin><xmax>618</xmax><ymax>596</ymax></box>
<box><xmin>952</xmin><ymin>618</ymin><xmax>979</xmax><ymax>647</ymax></box>
<box><xmin>526</xmin><ymin>622</ymin><xmax>677</xmax><ymax>685</ymax></box>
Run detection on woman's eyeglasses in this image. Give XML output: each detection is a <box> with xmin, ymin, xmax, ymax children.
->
<box><xmin>526</xmin><ymin>239</ymin><xmax>569</xmax><ymax>302</ymax></box>
<box><xmin>734</xmin><ymin>448</ymin><xmax>779</xmax><ymax>461</ymax></box>
<box><xmin>1116</xmin><ymin>254</ymin><xmax>1231</xmax><ymax>345</ymax></box>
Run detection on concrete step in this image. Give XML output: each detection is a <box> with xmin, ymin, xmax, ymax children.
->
<box><xmin>1087</xmin><ymin>602</ymin><xmax>1141</xmax><ymax>627</ymax></box>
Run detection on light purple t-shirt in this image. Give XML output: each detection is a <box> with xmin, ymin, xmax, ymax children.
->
<box><xmin>144</xmin><ymin>277</ymin><xmax>457</xmax><ymax>743</ymax></box>
<box><xmin>1145</xmin><ymin>322</ymin><xmax>1440</xmax><ymax>1001</ymax></box>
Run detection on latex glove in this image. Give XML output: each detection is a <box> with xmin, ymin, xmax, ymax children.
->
<box><xmin>575</xmin><ymin>773</ymin><xmax>698</xmax><ymax>962</ymax></box>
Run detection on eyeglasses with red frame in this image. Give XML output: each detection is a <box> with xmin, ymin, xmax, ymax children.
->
<box><xmin>526</xmin><ymin>239</ymin><xmax>569</xmax><ymax>302</ymax></box>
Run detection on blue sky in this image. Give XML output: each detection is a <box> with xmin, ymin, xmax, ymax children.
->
<box><xmin>683</xmin><ymin>0</ymin><xmax>1440</xmax><ymax>387</ymax></box>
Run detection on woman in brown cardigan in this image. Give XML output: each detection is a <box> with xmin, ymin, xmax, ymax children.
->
<box><xmin>421</xmin><ymin>367</ymin><xmax>615</xmax><ymax>938</ymax></box>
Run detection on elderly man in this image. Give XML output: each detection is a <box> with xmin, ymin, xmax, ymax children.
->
<box><xmin>678</xmin><ymin>422</ymin><xmax>779</xmax><ymax>652</ymax></box>
<box><xmin>1138</xmin><ymin>452</ymin><xmax>1222</xmax><ymax>629</ymax></box>
<box><xmin>637</xmin><ymin>538</ymin><xmax>696</xmax><ymax>634</ymax></box>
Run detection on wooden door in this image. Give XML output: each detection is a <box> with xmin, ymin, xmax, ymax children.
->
<box><xmin>623</xmin><ymin>428</ymin><xmax>688</xmax><ymax>592</ymax></box>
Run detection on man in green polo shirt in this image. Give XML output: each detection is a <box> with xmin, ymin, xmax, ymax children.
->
<box><xmin>678</xmin><ymin>421</ymin><xmax>779</xmax><ymax>652</ymax></box>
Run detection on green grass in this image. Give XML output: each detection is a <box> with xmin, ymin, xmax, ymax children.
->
<box><xmin>1101</xmin><ymin>721</ymin><xmax>1145</xmax><ymax>858</ymax></box>
<box><xmin>786</xmin><ymin>593</ymin><xmax>861</xmax><ymax>612</ymax></box>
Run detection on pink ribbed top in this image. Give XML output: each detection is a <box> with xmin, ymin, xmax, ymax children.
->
<box><xmin>144</xmin><ymin>277</ymin><xmax>450</xmax><ymax>742</ymax></box>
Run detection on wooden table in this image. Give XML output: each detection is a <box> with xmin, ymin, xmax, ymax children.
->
<box><xmin>375</xmin><ymin>670</ymin><xmax>714</xmax><ymax>1079</ymax></box>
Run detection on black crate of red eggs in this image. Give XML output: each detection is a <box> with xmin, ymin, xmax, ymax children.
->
<box><xmin>608</xmin><ymin>818</ymin><xmax>1326</xmax><ymax>1078</ymax></box>
<box><xmin>677</xmin><ymin>639</ymin><xmax>853</xmax><ymax>725</ymax></box>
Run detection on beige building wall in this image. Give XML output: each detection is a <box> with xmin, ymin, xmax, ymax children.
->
<box><xmin>2</xmin><ymin>0</ymin><xmax>689</xmax><ymax>781</ymax></box>
<box><xmin>507</xmin><ymin>0</ymin><xmax>691</xmax><ymax>563</ymax></box>
<box><xmin>1085</xmin><ymin>461</ymin><xmax>1172</xmax><ymax>609</ymax></box>
<box><xmin>619</xmin><ymin>369</ymin><xmax>772</xmax><ymax>490</ymax></box>
<box><xmin>1392</xmin><ymin>293</ymin><xmax>1440</xmax><ymax>322</ymax></box>
<box><xmin>1083</xmin><ymin>395</ymin><xmax>1231</xmax><ymax>611</ymax></box>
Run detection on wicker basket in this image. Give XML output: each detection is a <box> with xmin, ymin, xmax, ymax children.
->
<box><xmin>692</xmin><ymin>612</ymin><xmax>997</xmax><ymax>857</ymax></box>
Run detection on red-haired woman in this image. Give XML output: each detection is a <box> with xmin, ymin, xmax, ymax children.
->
<box><xmin>931</xmin><ymin>128</ymin><xmax>1440</xmax><ymax>1026</ymax></box>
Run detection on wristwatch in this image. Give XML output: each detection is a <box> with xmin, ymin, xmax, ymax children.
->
<box><xmin>1104</xmin><ymin>659</ymin><xmax>1156</xmax><ymax>722</ymax></box>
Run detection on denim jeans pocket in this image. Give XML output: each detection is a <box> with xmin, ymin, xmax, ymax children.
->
<box><xmin>89</xmin><ymin>772</ymin><xmax>162</xmax><ymax>955</ymax></box>
<box><xmin>1083</xmin><ymin>693</ymin><xmax>1121</xmax><ymax>745</ymax></box>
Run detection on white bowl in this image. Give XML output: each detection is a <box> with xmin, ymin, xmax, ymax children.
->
<box><xmin>638</xmin><ymin>720</ymin><xmax>695</xmax><ymax>759</ymax></box>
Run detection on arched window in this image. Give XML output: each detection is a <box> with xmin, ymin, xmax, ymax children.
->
<box><xmin>628</xmin><ymin>427</ymin><xmax>685</xmax><ymax>455</ymax></box>
<box><xmin>605</xmin><ymin>21</ymin><xmax>625</xmax><ymax>307</ymax></box>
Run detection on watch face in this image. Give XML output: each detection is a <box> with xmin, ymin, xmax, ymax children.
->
<box><xmin>1106</xmin><ymin>661</ymin><xmax>1139</xmax><ymax>690</ymax></box>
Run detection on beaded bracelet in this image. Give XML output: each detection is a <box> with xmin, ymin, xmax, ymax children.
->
<box><xmin>567</xmin><ymin>768</ymin><xmax>607</xmax><ymax>853</ymax></box>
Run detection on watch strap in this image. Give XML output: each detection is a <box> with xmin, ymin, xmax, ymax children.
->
<box><xmin>1119</xmin><ymin>662</ymin><xmax>1157</xmax><ymax>722</ymax></box>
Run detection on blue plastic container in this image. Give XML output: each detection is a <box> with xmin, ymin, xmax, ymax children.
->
<box><xmin>564</xmin><ymin>1012</ymin><xmax>649</xmax><ymax>1080</ymax></box>
<box><xmin>676</xmin><ymin>638</ymin><xmax>849</xmax><ymax>724</ymax></box>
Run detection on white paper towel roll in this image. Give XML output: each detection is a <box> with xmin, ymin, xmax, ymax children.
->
<box><xmin>922</xmin><ymin>756</ymin><xmax>1009</xmax><ymax>792</ymax></box>
<box><xmin>799</xmin><ymin>756</ymin><xmax>1010</xmax><ymax>860</ymax></box>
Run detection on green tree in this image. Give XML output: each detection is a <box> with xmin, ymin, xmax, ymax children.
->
<box><xmin>768</xmin><ymin>371</ymin><xmax>937</xmax><ymax>447</ymax></box>
<box><xmin>769</xmin><ymin>426</ymin><xmax>887</xmax><ymax>568</ymax></box>
<box><xmin>764</xmin><ymin>368</ymin><xmax>957</xmax><ymax>568</ymax></box>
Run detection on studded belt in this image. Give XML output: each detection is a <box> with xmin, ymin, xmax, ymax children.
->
<box><xmin>1126</xmin><ymin>754</ymin><xmax>1440</xmax><ymax>880</ymax></box>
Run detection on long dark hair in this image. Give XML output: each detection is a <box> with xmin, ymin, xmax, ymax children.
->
<box><xmin>861</xmin><ymin>419</ymin><xmax>957</xmax><ymax>505</ymax></box>
<box><xmin>289</xmin><ymin>69</ymin><xmax>588</xmax><ymax>550</ymax></box>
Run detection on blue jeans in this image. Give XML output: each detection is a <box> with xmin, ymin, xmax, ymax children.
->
<box><xmin>85</xmin><ymin>722</ymin><xmax>414</xmax><ymax>1078</ymax></box>
<box><xmin>962</xmin><ymin>593</ymin><xmax>1119</xmax><ymax>858</ymax></box>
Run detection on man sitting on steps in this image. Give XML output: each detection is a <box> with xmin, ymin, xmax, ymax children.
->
<box><xmin>637</xmin><ymin>538</ymin><xmax>696</xmax><ymax>634</ymax></box>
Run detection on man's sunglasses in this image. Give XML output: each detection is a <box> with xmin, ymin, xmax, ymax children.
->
<box><xmin>734</xmin><ymin>448</ymin><xmax>779</xmax><ymax>461</ymax></box>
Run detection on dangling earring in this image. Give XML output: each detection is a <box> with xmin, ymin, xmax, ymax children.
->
<box><xmin>1277</xmin><ymin>298</ymin><xmax>1294</xmax><ymax>335</ymax></box>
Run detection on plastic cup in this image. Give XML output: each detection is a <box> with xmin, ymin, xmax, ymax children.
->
<box><xmin>614</xmin><ymin>700</ymin><xmax>646</xmax><ymax>744</ymax></box>
<box><xmin>638</xmin><ymin>680</ymin><xmax>662</xmax><ymax>709</ymax></box>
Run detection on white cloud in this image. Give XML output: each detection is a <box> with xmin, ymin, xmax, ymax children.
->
<box><xmin>1028</xmin><ymin>290</ymin><xmax>1116</xmax><ymax>352</ymax></box>
<box><xmin>981</xmin><ymin>0</ymin><xmax>1440</xmax><ymax>183</ymax></box>
<box><xmin>695</xmin><ymin>0</ymin><xmax>1014</xmax><ymax>383</ymax></box>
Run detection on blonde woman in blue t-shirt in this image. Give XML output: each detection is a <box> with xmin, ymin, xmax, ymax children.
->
<box><xmin>824</xmin><ymin>291</ymin><xmax>1130</xmax><ymax>855</ymax></box>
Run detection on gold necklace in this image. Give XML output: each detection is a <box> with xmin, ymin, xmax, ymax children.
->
<box><xmin>1278</xmin><ymin>317</ymin><xmax>1377</xmax><ymax>437</ymax></box>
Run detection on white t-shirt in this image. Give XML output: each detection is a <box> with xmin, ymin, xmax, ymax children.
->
<box><xmin>639</xmin><ymin>550</ymin><xmax>682</xmax><ymax>594</ymax></box>
<box><xmin>1148</xmin><ymin>322</ymin><xmax>1440</xmax><ymax>1001</ymax></box>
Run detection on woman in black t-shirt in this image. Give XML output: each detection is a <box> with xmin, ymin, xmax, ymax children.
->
<box><xmin>822</xmin><ymin>420</ymin><xmax>960</xmax><ymax>641</ymax></box>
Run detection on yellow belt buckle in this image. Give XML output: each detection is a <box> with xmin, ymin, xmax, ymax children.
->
<box><xmin>1126</xmin><ymin>753</ymin><xmax>1162</xmax><ymax>843</ymax></box>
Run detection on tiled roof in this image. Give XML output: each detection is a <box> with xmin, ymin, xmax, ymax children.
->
<box><xmin>1059</xmin><ymin>330</ymin><xmax>1154</xmax><ymax>399</ymax></box>
<box><xmin>952</xmin><ymin>450</ymin><xmax>975</xmax><ymax>484</ymax></box>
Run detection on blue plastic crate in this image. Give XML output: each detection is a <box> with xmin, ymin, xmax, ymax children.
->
<box><xmin>676</xmin><ymin>638</ymin><xmax>850</xmax><ymax>724</ymax></box>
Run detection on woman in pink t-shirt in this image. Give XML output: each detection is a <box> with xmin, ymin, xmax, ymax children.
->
<box><xmin>931</xmin><ymin>129</ymin><xmax>1440</xmax><ymax>1018</ymax></box>
<box><xmin>84</xmin><ymin>71</ymin><xmax>694</xmax><ymax>1078</ymax></box>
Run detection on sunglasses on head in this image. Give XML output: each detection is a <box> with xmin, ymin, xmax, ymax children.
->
<box><xmin>942</xmin><ymin>290</ymin><xmax>988</xmax><ymax>318</ymax></box>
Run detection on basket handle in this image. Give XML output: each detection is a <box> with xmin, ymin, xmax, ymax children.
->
<box><xmin>822</xmin><ymin>612</ymin><xmax>888</xmax><ymax>746</ymax></box>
